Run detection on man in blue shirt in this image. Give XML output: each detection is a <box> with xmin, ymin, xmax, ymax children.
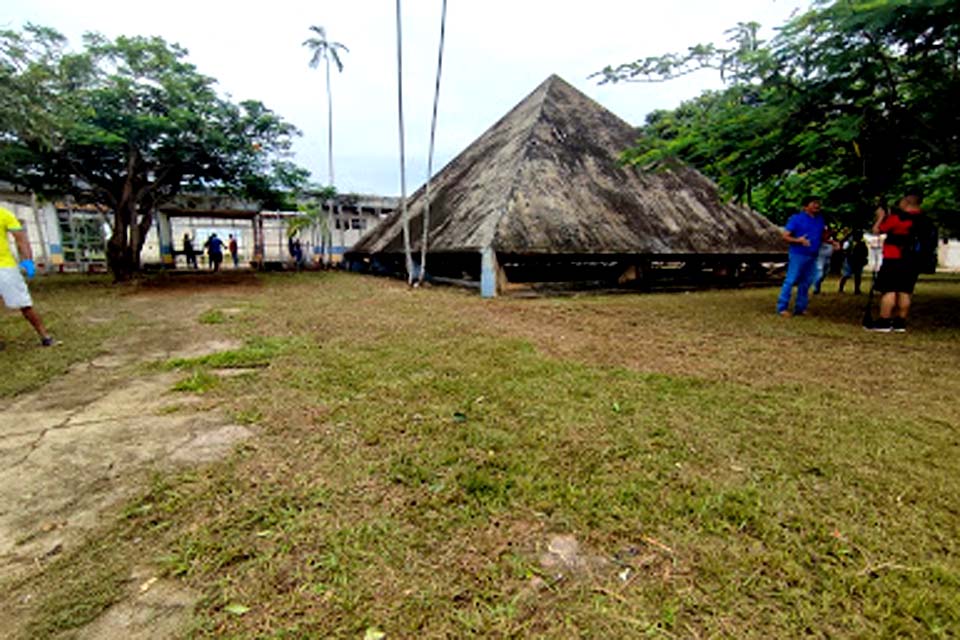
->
<box><xmin>777</xmin><ymin>196</ymin><xmax>825</xmax><ymax>317</ymax></box>
<box><xmin>204</xmin><ymin>233</ymin><xmax>224</xmax><ymax>272</ymax></box>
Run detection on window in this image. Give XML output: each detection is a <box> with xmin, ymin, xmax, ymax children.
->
<box><xmin>58</xmin><ymin>211</ymin><xmax>107</xmax><ymax>263</ymax></box>
<box><xmin>351</xmin><ymin>218</ymin><xmax>365</xmax><ymax>230</ymax></box>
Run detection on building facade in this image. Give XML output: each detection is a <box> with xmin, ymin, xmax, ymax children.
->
<box><xmin>0</xmin><ymin>187</ymin><xmax>397</xmax><ymax>272</ymax></box>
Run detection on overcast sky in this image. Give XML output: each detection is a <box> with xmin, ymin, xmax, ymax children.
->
<box><xmin>6</xmin><ymin>0</ymin><xmax>806</xmax><ymax>197</ymax></box>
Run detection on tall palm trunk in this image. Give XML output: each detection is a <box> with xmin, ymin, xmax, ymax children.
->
<box><xmin>396</xmin><ymin>0</ymin><xmax>414</xmax><ymax>283</ymax></box>
<box><xmin>418</xmin><ymin>0</ymin><xmax>448</xmax><ymax>286</ymax></box>
<box><xmin>326</xmin><ymin>56</ymin><xmax>335</xmax><ymax>188</ymax></box>
<box><xmin>326</xmin><ymin>56</ymin><xmax>336</xmax><ymax>265</ymax></box>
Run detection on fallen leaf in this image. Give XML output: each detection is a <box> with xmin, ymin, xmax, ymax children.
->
<box><xmin>224</xmin><ymin>603</ymin><xmax>250</xmax><ymax>616</ymax></box>
<box><xmin>364</xmin><ymin>628</ymin><xmax>386</xmax><ymax>640</ymax></box>
<box><xmin>139</xmin><ymin>577</ymin><xmax>159</xmax><ymax>593</ymax></box>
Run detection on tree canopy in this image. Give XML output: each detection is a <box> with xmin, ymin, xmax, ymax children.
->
<box><xmin>0</xmin><ymin>24</ymin><xmax>308</xmax><ymax>279</ymax></box>
<box><xmin>594</xmin><ymin>0</ymin><xmax>960</xmax><ymax>234</ymax></box>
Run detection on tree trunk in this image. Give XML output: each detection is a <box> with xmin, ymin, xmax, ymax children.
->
<box><xmin>106</xmin><ymin>151</ymin><xmax>145</xmax><ymax>281</ymax></box>
<box><xmin>106</xmin><ymin>199</ymin><xmax>154</xmax><ymax>282</ymax></box>
<box><xmin>107</xmin><ymin>235</ymin><xmax>136</xmax><ymax>282</ymax></box>
<box><xmin>107</xmin><ymin>203</ymin><xmax>132</xmax><ymax>281</ymax></box>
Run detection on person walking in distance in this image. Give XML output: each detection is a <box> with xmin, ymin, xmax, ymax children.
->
<box><xmin>812</xmin><ymin>227</ymin><xmax>839</xmax><ymax>294</ymax></box>
<box><xmin>838</xmin><ymin>229</ymin><xmax>868</xmax><ymax>294</ymax></box>
<box><xmin>0</xmin><ymin>206</ymin><xmax>57</xmax><ymax>348</ymax></box>
<box><xmin>776</xmin><ymin>196</ymin><xmax>825</xmax><ymax>317</ymax></box>
<box><xmin>228</xmin><ymin>234</ymin><xmax>239</xmax><ymax>269</ymax></box>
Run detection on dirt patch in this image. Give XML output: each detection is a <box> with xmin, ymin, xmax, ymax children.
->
<box><xmin>73</xmin><ymin>568</ymin><xmax>198</xmax><ymax>640</ymax></box>
<box><xmin>169</xmin><ymin>424</ymin><xmax>254</xmax><ymax>464</ymax></box>
<box><xmin>538</xmin><ymin>534</ymin><xmax>610</xmax><ymax>577</ymax></box>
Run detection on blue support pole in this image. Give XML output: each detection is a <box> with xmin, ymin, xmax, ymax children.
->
<box><xmin>481</xmin><ymin>247</ymin><xmax>499</xmax><ymax>298</ymax></box>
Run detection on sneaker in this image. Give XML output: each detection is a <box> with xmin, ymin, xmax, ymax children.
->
<box><xmin>892</xmin><ymin>318</ymin><xmax>907</xmax><ymax>333</ymax></box>
<box><xmin>865</xmin><ymin>318</ymin><xmax>893</xmax><ymax>333</ymax></box>
<box><xmin>778</xmin><ymin>310</ymin><xmax>792</xmax><ymax>318</ymax></box>
<box><xmin>40</xmin><ymin>336</ymin><xmax>62</xmax><ymax>347</ymax></box>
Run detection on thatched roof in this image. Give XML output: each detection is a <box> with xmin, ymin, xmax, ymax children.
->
<box><xmin>350</xmin><ymin>74</ymin><xmax>784</xmax><ymax>258</ymax></box>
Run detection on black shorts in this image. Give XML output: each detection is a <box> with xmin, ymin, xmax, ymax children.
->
<box><xmin>875</xmin><ymin>258</ymin><xmax>919</xmax><ymax>294</ymax></box>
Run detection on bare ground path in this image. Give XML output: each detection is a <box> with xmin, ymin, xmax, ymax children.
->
<box><xmin>1</xmin><ymin>280</ymin><xmax>256</xmax><ymax>638</ymax></box>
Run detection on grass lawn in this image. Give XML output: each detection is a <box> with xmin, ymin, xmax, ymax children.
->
<box><xmin>3</xmin><ymin>271</ymin><xmax>960</xmax><ymax>638</ymax></box>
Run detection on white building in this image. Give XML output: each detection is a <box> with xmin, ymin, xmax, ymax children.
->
<box><xmin>0</xmin><ymin>186</ymin><xmax>397</xmax><ymax>272</ymax></box>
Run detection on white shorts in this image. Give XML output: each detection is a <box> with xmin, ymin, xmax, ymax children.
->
<box><xmin>0</xmin><ymin>267</ymin><xmax>33</xmax><ymax>309</ymax></box>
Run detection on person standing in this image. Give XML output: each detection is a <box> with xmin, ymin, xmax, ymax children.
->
<box><xmin>293</xmin><ymin>237</ymin><xmax>304</xmax><ymax>270</ymax></box>
<box><xmin>867</xmin><ymin>190</ymin><xmax>928</xmax><ymax>332</ymax></box>
<box><xmin>777</xmin><ymin>196</ymin><xmax>825</xmax><ymax>317</ymax></box>
<box><xmin>812</xmin><ymin>228</ymin><xmax>838</xmax><ymax>294</ymax></box>
<box><xmin>228</xmin><ymin>234</ymin><xmax>239</xmax><ymax>269</ymax></box>
<box><xmin>0</xmin><ymin>206</ymin><xmax>56</xmax><ymax>348</ymax></box>
<box><xmin>183</xmin><ymin>233</ymin><xmax>198</xmax><ymax>269</ymax></box>
<box><xmin>838</xmin><ymin>229</ymin><xmax>868</xmax><ymax>294</ymax></box>
<box><xmin>204</xmin><ymin>233</ymin><xmax>224</xmax><ymax>272</ymax></box>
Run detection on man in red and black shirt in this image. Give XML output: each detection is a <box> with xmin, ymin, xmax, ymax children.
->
<box><xmin>868</xmin><ymin>190</ymin><xmax>926</xmax><ymax>332</ymax></box>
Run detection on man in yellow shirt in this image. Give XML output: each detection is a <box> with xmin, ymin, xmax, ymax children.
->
<box><xmin>0</xmin><ymin>206</ymin><xmax>55</xmax><ymax>348</ymax></box>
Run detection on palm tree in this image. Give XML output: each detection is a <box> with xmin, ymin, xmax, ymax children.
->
<box><xmin>304</xmin><ymin>25</ymin><xmax>347</xmax><ymax>264</ymax></box>
<box><xmin>304</xmin><ymin>25</ymin><xmax>348</xmax><ymax>187</ymax></box>
<box><xmin>288</xmin><ymin>200</ymin><xmax>331</xmax><ymax>267</ymax></box>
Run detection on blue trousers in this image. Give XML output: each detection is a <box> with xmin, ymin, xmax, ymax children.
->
<box><xmin>777</xmin><ymin>253</ymin><xmax>817</xmax><ymax>314</ymax></box>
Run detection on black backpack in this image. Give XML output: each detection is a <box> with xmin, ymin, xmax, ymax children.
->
<box><xmin>907</xmin><ymin>216</ymin><xmax>939</xmax><ymax>274</ymax></box>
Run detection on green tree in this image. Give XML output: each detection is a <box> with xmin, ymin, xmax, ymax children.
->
<box><xmin>596</xmin><ymin>0</ymin><xmax>960</xmax><ymax>231</ymax></box>
<box><xmin>0</xmin><ymin>25</ymin><xmax>307</xmax><ymax>280</ymax></box>
<box><xmin>287</xmin><ymin>186</ymin><xmax>337</xmax><ymax>263</ymax></box>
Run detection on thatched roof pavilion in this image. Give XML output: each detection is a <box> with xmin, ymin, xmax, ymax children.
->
<box><xmin>347</xmin><ymin>74</ymin><xmax>785</xmax><ymax>295</ymax></box>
